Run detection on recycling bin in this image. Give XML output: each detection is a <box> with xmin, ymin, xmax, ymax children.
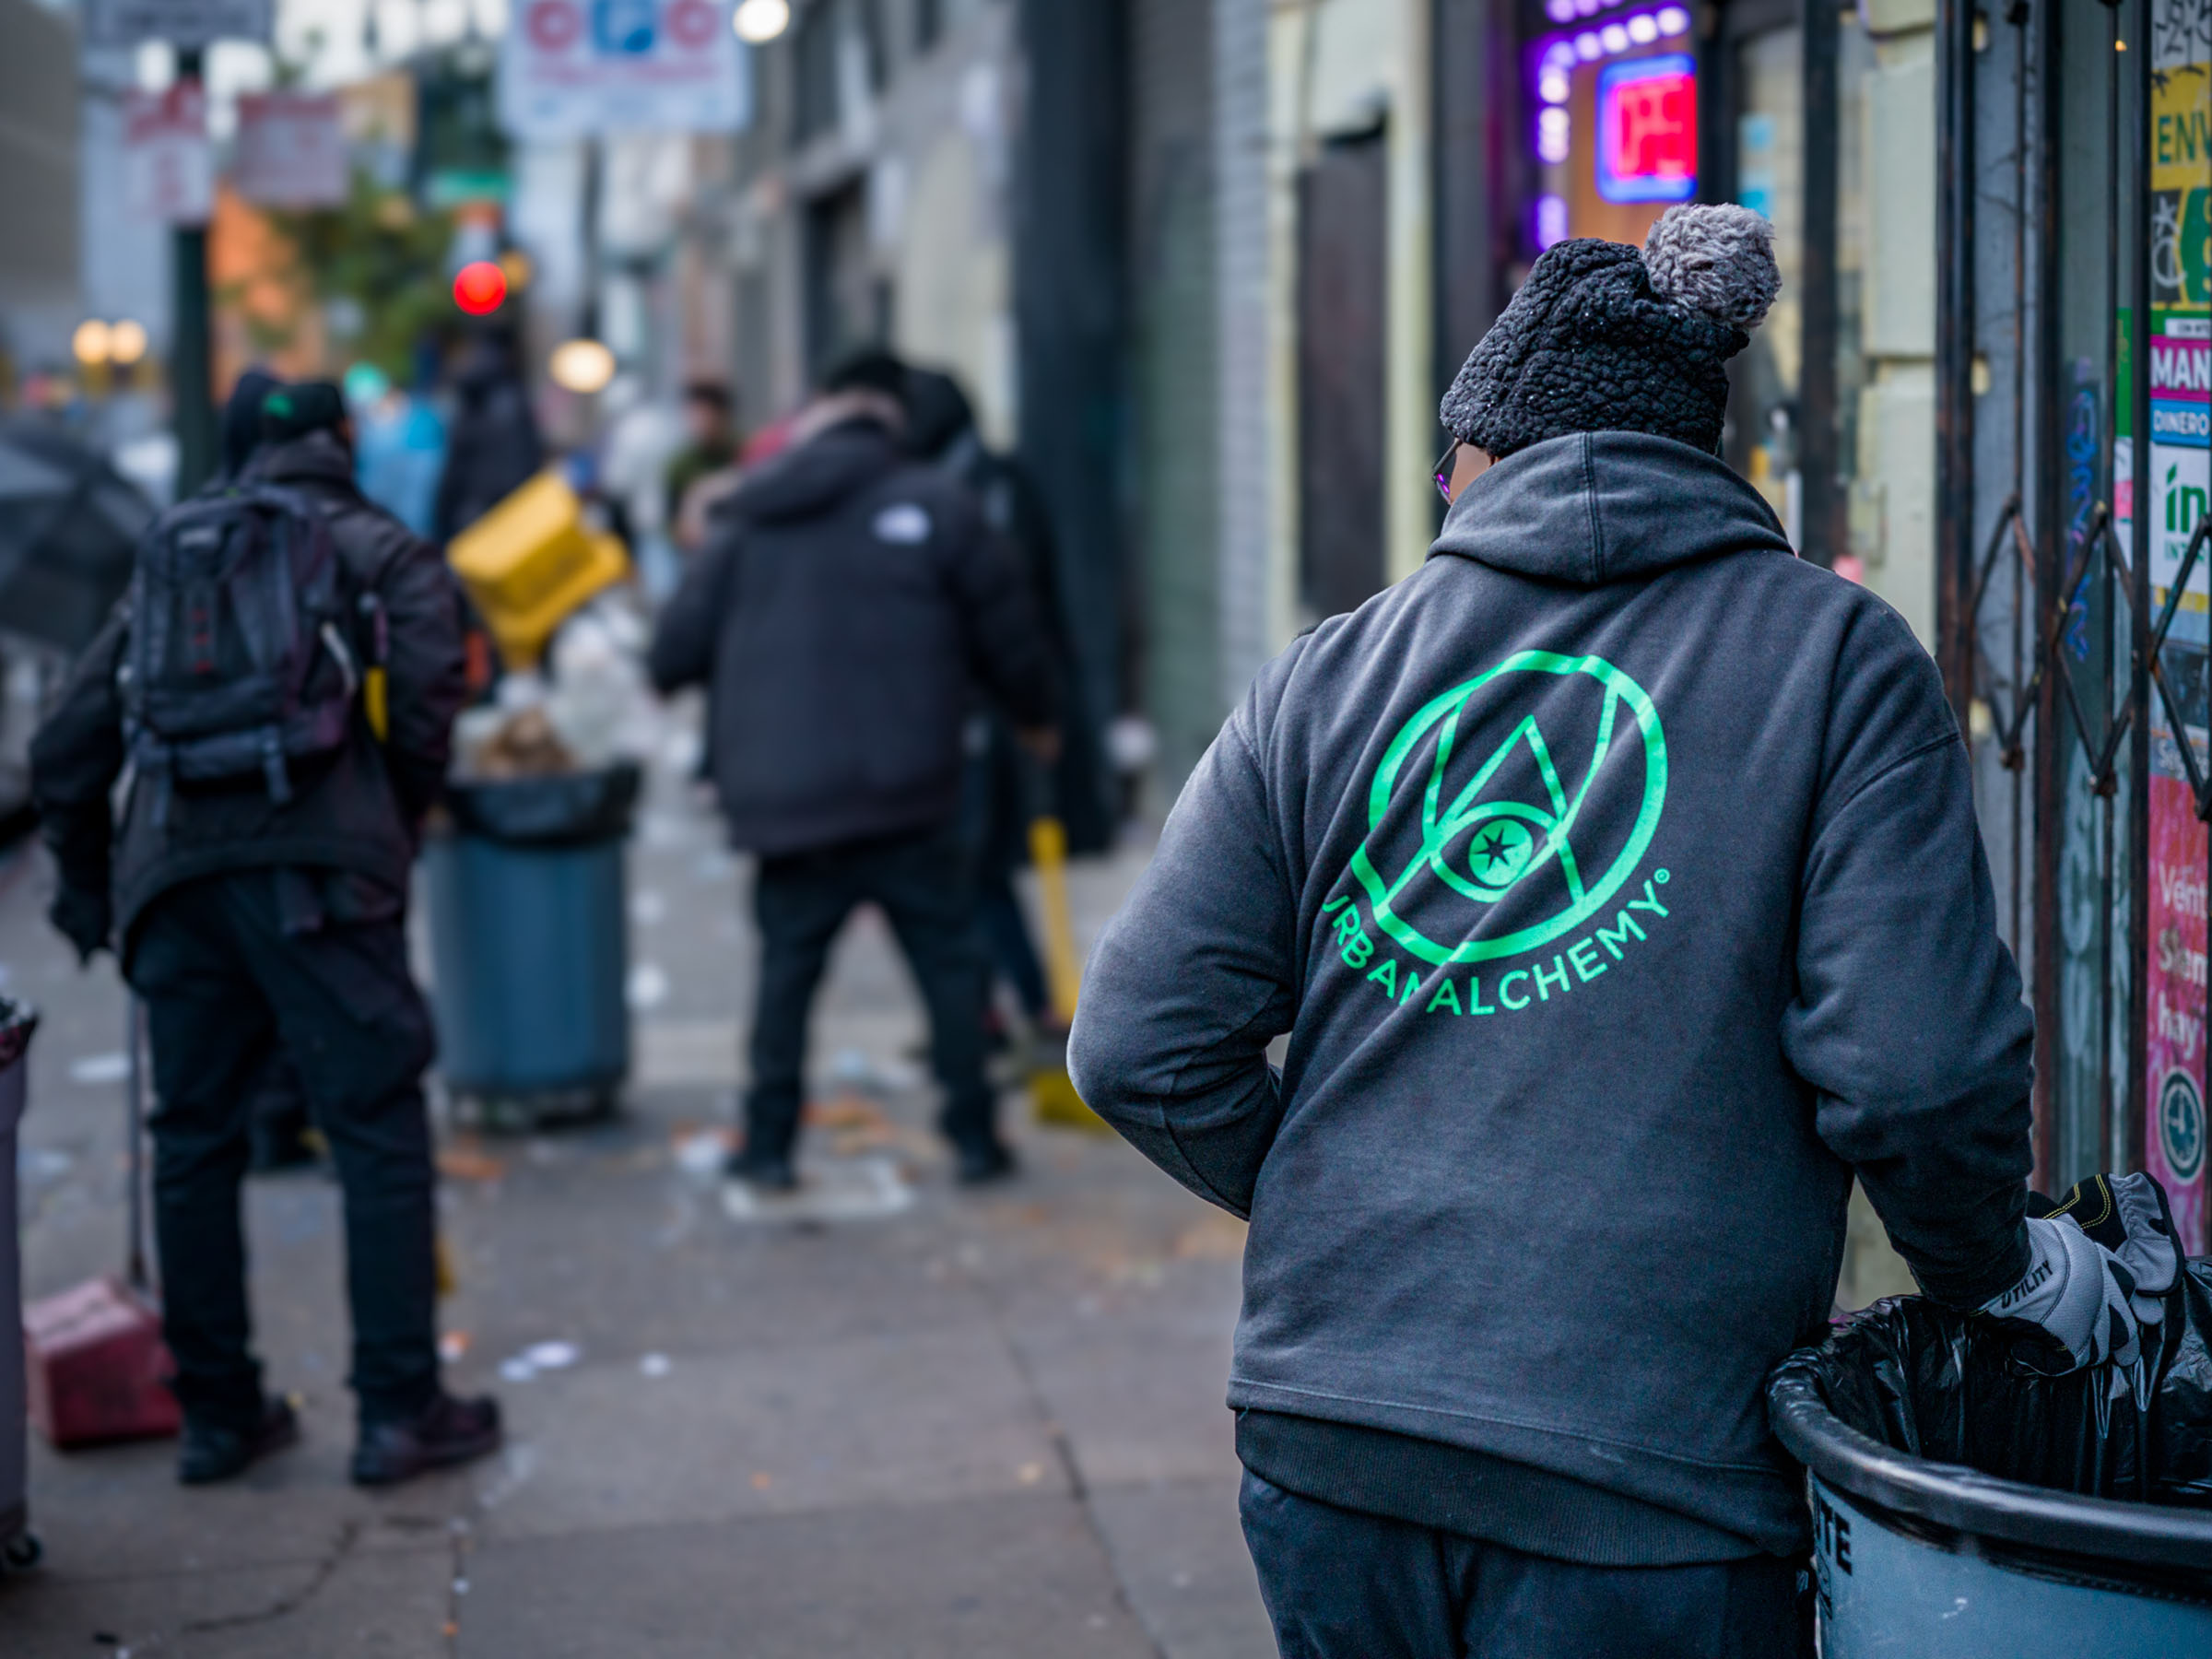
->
<box><xmin>426</xmin><ymin>763</ymin><xmax>639</xmax><ymax>1127</ymax></box>
<box><xmin>0</xmin><ymin>997</ymin><xmax>41</xmax><ymax>1573</ymax></box>
<box><xmin>1769</xmin><ymin>1281</ymin><xmax>2212</xmax><ymax>1654</ymax></box>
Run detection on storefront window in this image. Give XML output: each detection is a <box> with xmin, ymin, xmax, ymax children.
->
<box><xmin>1524</xmin><ymin>3</ymin><xmax>1698</xmax><ymax>253</ymax></box>
<box><xmin>1724</xmin><ymin>27</ymin><xmax>1801</xmax><ymax>535</ymax></box>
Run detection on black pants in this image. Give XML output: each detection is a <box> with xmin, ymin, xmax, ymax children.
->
<box><xmin>747</xmin><ymin>829</ymin><xmax>997</xmax><ymax>1159</ymax></box>
<box><xmin>1240</xmin><ymin>1473</ymin><xmax>1813</xmax><ymax>1659</ymax></box>
<box><xmin>128</xmin><ymin>871</ymin><xmax>440</xmax><ymax>1430</ymax></box>
<box><xmin>974</xmin><ymin>870</ymin><xmax>1049</xmax><ymax>1021</ymax></box>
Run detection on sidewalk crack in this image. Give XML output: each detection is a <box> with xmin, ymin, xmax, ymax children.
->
<box><xmin>176</xmin><ymin>1520</ymin><xmax>362</xmax><ymax>1636</ymax></box>
<box><xmin>961</xmin><ymin>1253</ymin><xmax>1171</xmax><ymax>1659</ymax></box>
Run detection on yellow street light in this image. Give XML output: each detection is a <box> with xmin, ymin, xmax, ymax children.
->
<box><xmin>499</xmin><ymin>249</ymin><xmax>535</xmax><ymax>292</ymax></box>
<box><xmin>733</xmin><ymin>0</ymin><xmax>790</xmax><ymax>43</ymax></box>
<box><xmin>72</xmin><ymin>320</ymin><xmax>113</xmax><ymax>365</ymax></box>
<box><xmin>548</xmin><ymin>338</ymin><xmax>617</xmax><ymax>395</ymax></box>
<box><xmin>109</xmin><ymin>320</ymin><xmax>149</xmax><ymax>366</ymax></box>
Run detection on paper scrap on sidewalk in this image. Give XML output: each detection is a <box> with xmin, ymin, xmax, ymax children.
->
<box><xmin>721</xmin><ymin>1155</ymin><xmax>913</xmax><ymax>1224</ymax></box>
<box><xmin>673</xmin><ymin>1125</ymin><xmax>735</xmax><ymax>1177</ymax></box>
<box><xmin>639</xmin><ymin>1352</ymin><xmax>672</xmax><ymax>1379</ymax></box>
<box><xmin>68</xmin><ymin>1053</ymin><xmax>129</xmax><ymax>1085</ymax></box>
<box><xmin>438</xmin><ymin>1141</ymin><xmax>507</xmax><ymax>1182</ymax></box>
<box><xmin>627</xmin><ymin>962</ymin><xmax>670</xmax><ymax>1011</ymax></box>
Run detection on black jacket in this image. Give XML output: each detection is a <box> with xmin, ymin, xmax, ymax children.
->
<box><xmin>650</xmin><ymin>418</ymin><xmax>1057</xmax><ymax>857</ymax></box>
<box><xmin>1069</xmin><ymin>432</ymin><xmax>2033</xmax><ymax>1554</ymax></box>
<box><xmin>31</xmin><ymin>429</ymin><xmax>469</xmax><ymax>951</ymax></box>
<box><xmin>433</xmin><ymin>359</ymin><xmax>543</xmax><ymax>541</ymax></box>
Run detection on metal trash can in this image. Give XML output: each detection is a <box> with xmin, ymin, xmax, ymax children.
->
<box><xmin>0</xmin><ymin>997</ymin><xmax>42</xmax><ymax>1573</ymax></box>
<box><xmin>426</xmin><ymin>763</ymin><xmax>639</xmax><ymax>1127</ymax></box>
<box><xmin>1770</xmin><ymin>1281</ymin><xmax>2212</xmax><ymax>1653</ymax></box>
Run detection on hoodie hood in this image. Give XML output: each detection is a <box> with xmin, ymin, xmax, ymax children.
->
<box><xmin>722</xmin><ymin>416</ymin><xmax>900</xmax><ymax>527</ymax></box>
<box><xmin>249</xmin><ymin>426</ymin><xmax>357</xmax><ymax>491</ymax></box>
<box><xmin>1430</xmin><ymin>430</ymin><xmax>1791</xmax><ymax>588</ymax></box>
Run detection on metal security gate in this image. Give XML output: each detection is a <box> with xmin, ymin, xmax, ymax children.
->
<box><xmin>1937</xmin><ymin>0</ymin><xmax>2212</xmax><ymax>1250</ymax></box>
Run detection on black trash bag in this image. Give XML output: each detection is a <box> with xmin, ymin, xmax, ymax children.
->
<box><xmin>1772</xmin><ymin>1259</ymin><xmax>2212</xmax><ymax>1511</ymax></box>
<box><xmin>443</xmin><ymin>761</ymin><xmax>641</xmax><ymax>848</ymax></box>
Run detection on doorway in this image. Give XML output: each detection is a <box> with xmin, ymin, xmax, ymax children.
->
<box><xmin>1298</xmin><ymin>127</ymin><xmax>1389</xmax><ymax>620</ymax></box>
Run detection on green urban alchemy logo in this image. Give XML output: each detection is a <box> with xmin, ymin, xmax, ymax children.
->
<box><xmin>1347</xmin><ymin>650</ymin><xmax>1667</xmax><ymax>966</ymax></box>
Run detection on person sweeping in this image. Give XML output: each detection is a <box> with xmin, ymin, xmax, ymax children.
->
<box><xmin>1068</xmin><ymin>206</ymin><xmax>2166</xmax><ymax>1657</ymax></box>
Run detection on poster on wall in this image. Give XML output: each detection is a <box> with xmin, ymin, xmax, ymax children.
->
<box><xmin>2140</xmin><ymin>0</ymin><xmax>2212</xmax><ymax>1253</ymax></box>
<box><xmin>233</xmin><ymin>92</ymin><xmax>348</xmax><ymax>209</ymax></box>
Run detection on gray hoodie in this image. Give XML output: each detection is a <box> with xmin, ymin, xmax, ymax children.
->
<box><xmin>1068</xmin><ymin>431</ymin><xmax>2033</xmax><ymax>1552</ymax></box>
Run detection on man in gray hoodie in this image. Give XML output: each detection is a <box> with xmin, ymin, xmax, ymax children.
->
<box><xmin>1068</xmin><ymin>207</ymin><xmax>2150</xmax><ymax>1656</ymax></box>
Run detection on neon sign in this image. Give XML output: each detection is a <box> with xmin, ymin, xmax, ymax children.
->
<box><xmin>1596</xmin><ymin>54</ymin><xmax>1698</xmax><ymax>204</ymax></box>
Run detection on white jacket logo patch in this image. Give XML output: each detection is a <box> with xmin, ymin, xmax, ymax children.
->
<box><xmin>873</xmin><ymin>503</ymin><xmax>932</xmax><ymax>545</ymax></box>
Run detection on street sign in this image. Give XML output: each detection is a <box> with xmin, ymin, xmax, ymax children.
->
<box><xmin>234</xmin><ymin>92</ymin><xmax>349</xmax><ymax>208</ymax></box>
<box><xmin>84</xmin><ymin>0</ymin><xmax>270</xmax><ymax>48</ymax></box>
<box><xmin>123</xmin><ymin>82</ymin><xmax>214</xmax><ymax>226</ymax></box>
<box><xmin>497</xmin><ymin>0</ymin><xmax>752</xmax><ymax>140</ymax></box>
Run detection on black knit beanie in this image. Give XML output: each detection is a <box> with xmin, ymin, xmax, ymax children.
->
<box><xmin>261</xmin><ymin>380</ymin><xmax>347</xmax><ymax>445</ymax></box>
<box><xmin>1440</xmin><ymin>204</ymin><xmax>1780</xmax><ymax>459</ymax></box>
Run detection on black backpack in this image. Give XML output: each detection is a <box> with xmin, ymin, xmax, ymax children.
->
<box><xmin>121</xmin><ymin>484</ymin><xmax>362</xmax><ymax>807</ymax></box>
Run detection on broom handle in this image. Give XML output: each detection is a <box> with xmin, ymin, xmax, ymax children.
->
<box><xmin>125</xmin><ymin>997</ymin><xmax>147</xmax><ymax>1292</ymax></box>
<box><xmin>1029</xmin><ymin>816</ymin><xmax>1083</xmax><ymax>1027</ymax></box>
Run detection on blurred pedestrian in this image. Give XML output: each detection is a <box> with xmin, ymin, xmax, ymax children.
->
<box><xmin>901</xmin><ymin>367</ymin><xmax>1064</xmax><ymax>1038</ymax></box>
<box><xmin>1068</xmin><ymin>207</ymin><xmax>2091</xmax><ymax>1657</ymax></box>
<box><xmin>350</xmin><ymin>363</ymin><xmax>448</xmax><ymax>539</ymax></box>
<box><xmin>31</xmin><ymin>380</ymin><xmax>501</xmax><ymax>1488</ymax></box>
<box><xmin>649</xmin><ymin>350</ymin><xmax>1059</xmax><ymax>1189</ymax></box>
<box><xmin>664</xmin><ymin>380</ymin><xmax>740</xmax><ymax>551</ymax></box>
<box><xmin>434</xmin><ymin>330</ymin><xmax>543</xmax><ymax>542</ymax></box>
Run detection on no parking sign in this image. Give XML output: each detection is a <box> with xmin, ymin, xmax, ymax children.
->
<box><xmin>498</xmin><ymin>0</ymin><xmax>752</xmax><ymax>139</ymax></box>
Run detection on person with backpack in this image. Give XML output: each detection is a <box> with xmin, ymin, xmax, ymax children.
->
<box><xmin>1065</xmin><ymin>207</ymin><xmax>2150</xmax><ymax>1656</ymax></box>
<box><xmin>649</xmin><ymin>351</ymin><xmax>1060</xmax><ymax>1188</ymax></box>
<box><xmin>30</xmin><ymin>380</ymin><xmax>500</xmax><ymax>1488</ymax></box>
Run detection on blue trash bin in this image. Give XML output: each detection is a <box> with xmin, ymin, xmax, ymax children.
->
<box><xmin>1770</xmin><ymin>1284</ymin><xmax>2212</xmax><ymax>1654</ymax></box>
<box><xmin>427</xmin><ymin>764</ymin><xmax>639</xmax><ymax>1124</ymax></box>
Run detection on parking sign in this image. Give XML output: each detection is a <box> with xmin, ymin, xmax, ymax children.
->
<box><xmin>497</xmin><ymin>0</ymin><xmax>752</xmax><ymax>140</ymax></box>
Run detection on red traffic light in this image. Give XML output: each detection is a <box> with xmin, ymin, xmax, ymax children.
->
<box><xmin>453</xmin><ymin>261</ymin><xmax>508</xmax><ymax>316</ymax></box>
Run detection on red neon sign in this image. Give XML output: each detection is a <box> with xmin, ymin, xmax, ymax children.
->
<box><xmin>1597</xmin><ymin>55</ymin><xmax>1697</xmax><ymax>203</ymax></box>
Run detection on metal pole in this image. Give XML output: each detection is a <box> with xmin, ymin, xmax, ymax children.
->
<box><xmin>1798</xmin><ymin>0</ymin><xmax>1841</xmax><ymax>569</ymax></box>
<box><xmin>2030</xmin><ymin>0</ymin><xmax>2064</xmax><ymax>1192</ymax></box>
<box><xmin>1935</xmin><ymin>0</ymin><xmax>1976</xmax><ymax>717</ymax></box>
<box><xmin>171</xmin><ymin>46</ymin><xmax>218</xmax><ymax>497</ymax></box>
<box><xmin>2126</xmin><ymin>0</ymin><xmax>2154</xmax><ymax>1173</ymax></box>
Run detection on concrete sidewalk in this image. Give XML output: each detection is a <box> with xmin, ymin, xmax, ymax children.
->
<box><xmin>0</xmin><ymin>760</ymin><xmax>1275</xmax><ymax>1657</ymax></box>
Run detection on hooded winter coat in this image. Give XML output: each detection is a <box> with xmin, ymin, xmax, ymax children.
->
<box><xmin>1068</xmin><ymin>431</ymin><xmax>2034</xmax><ymax>1557</ymax></box>
<box><xmin>31</xmin><ymin>429</ymin><xmax>469</xmax><ymax>951</ymax></box>
<box><xmin>648</xmin><ymin>417</ymin><xmax>1057</xmax><ymax>857</ymax></box>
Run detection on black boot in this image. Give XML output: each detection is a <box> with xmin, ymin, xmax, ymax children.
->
<box><xmin>350</xmin><ymin>1392</ymin><xmax>502</xmax><ymax>1488</ymax></box>
<box><xmin>178</xmin><ymin>1395</ymin><xmax>300</xmax><ymax>1486</ymax></box>
<box><xmin>725</xmin><ymin>1148</ymin><xmax>798</xmax><ymax>1192</ymax></box>
<box><xmin>954</xmin><ymin>1137</ymin><xmax>1018</xmax><ymax>1186</ymax></box>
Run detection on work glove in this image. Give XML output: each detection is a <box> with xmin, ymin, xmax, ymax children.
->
<box><xmin>1981</xmin><ymin>1217</ymin><xmax>2142</xmax><ymax>1377</ymax></box>
<box><xmin>2030</xmin><ymin>1172</ymin><xmax>2181</xmax><ymax>1336</ymax></box>
<box><xmin>48</xmin><ymin>882</ymin><xmax>112</xmax><ymax>966</ymax></box>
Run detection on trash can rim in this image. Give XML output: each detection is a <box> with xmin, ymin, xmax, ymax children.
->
<box><xmin>1768</xmin><ymin>1362</ymin><xmax>2212</xmax><ymax>1575</ymax></box>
